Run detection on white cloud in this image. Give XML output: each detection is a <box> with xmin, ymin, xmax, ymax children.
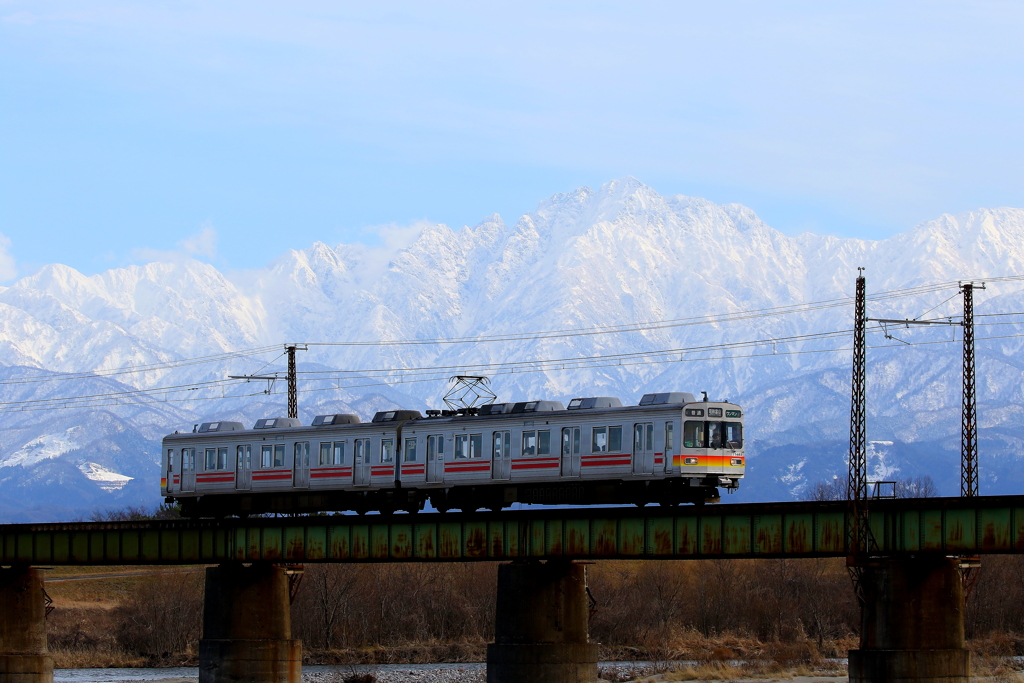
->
<box><xmin>180</xmin><ymin>223</ymin><xmax>217</xmax><ymax>258</ymax></box>
<box><xmin>353</xmin><ymin>220</ymin><xmax>430</xmax><ymax>283</ymax></box>
<box><xmin>0</xmin><ymin>233</ymin><xmax>18</xmax><ymax>282</ymax></box>
<box><xmin>131</xmin><ymin>223</ymin><xmax>218</xmax><ymax>263</ymax></box>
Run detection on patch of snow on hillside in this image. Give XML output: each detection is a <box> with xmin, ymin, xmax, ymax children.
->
<box><xmin>778</xmin><ymin>458</ymin><xmax>808</xmax><ymax>497</ymax></box>
<box><xmin>868</xmin><ymin>441</ymin><xmax>901</xmax><ymax>481</ymax></box>
<box><xmin>0</xmin><ymin>427</ymin><xmax>84</xmax><ymax>468</ymax></box>
<box><xmin>77</xmin><ymin>462</ymin><xmax>133</xmax><ymax>491</ymax></box>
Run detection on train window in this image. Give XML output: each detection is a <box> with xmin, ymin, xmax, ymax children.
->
<box><xmin>404</xmin><ymin>438</ymin><xmax>417</xmax><ymax>462</ymax></box>
<box><xmin>217</xmin><ymin>447</ymin><xmax>228</xmax><ymax>470</ymax></box>
<box><xmin>724</xmin><ymin>422</ymin><xmax>743</xmax><ymax>448</ymax></box>
<box><xmin>166</xmin><ymin>449</ymin><xmax>174</xmax><ymax>473</ymax></box>
<box><xmin>683</xmin><ymin>421</ymin><xmax>705</xmax><ymax>448</ymax></box>
<box><xmin>333</xmin><ymin>441</ymin><xmax>346</xmax><ymax>465</ymax></box>
<box><xmin>592</xmin><ymin>427</ymin><xmax>607</xmax><ymax>452</ymax></box>
<box><xmin>609</xmin><ymin>426</ymin><xmax>622</xmax><ymax>452</ymax></box>
<box><xmin>522</xmin><ymin>431</ymin><xmax>537</xmax><ymax>456</ymax></box>
<box><xmin>261</xmin><ymin>445</ymin><xmax>273</xmax><ymax>468</ymax></box>
<box><xmin>708</xmin><ymin>407</ymin><xmax>723</xmax><ymax>417</ymax></box>
<box><xmin>523</xmin><ymin>430</ymin><xmax>551</xmax><ymax>455</ymax></box>
<box><xmin>708</xmin><ymin>422</ymin><xmax>723</xmax><ymax>449</ymax></box>
<box><xmin>665</xmin><ymin>422</ymin><xmax>674</xmax><ymax>451</ymax></box>
<box><xmin>646</xmin><ymin>424</ymin><xmax>654</xmax><ymax>451</ymax></box>
<box><xmin>537</xmin><ymin>430</ymin><xmax>551</xmax><ymax>455</ymax></box>
<box><xmin>454</xmin><ymin>434</ymin><xmax>483</xmax><ymax>459</ymax></box>
<box><xmin>381</xmin><ymin>439</ymin><xmax>395</xmax><ymax>463</ymax></box>
<box><xmin>319</xmin><ymin>442</ymin><xmax>332</xmax><ymax>465</ymax></box>
<box><xmin>274</xmin><ymin>444</ymin><xmax>285</xmax><ymax>467</ymax></box>
<box><xmin>205</xmin><ymin>448</ymin><xmax>217</xmax><ymax>470</ymax></box>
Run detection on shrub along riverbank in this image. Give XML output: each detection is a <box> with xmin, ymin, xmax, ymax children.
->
<box><xmin>43</xmin><ymin>557</ymin><xmax>1024</xmax><ymax>672</ymax></box>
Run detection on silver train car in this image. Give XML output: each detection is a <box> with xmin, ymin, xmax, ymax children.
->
<box><xmin>161</xmin><ymin>392</ymin><xmax>745</xmax><ymax>517</ymax></box>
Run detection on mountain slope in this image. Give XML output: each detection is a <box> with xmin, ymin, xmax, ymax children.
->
<box><xmin>1</xmin><ymin>178</ymin><xmax>1023</xmax><ymax>519</ymax></box>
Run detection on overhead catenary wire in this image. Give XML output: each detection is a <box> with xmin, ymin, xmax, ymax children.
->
<box><xmin>2</xmin><ymin>277</ymin><xmax>1024</xmax><ymax>414</ymax></box>
<box><xmin>1</xmin><ymin>275</ymin><xmax>1021</xmax><ymax>387</ymax></box>
<box><xmin>4</xmin><ymin>328</ymin><xmax>1024</xmax><ymax>415</ymax></box>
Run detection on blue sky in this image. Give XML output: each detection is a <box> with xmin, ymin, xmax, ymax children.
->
<box><xmin>1</xmin><ymin>1</ymin><xmax>1023</xmax><ymax>278</ymax></box>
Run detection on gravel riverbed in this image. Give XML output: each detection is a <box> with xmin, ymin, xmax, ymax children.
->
<box><xmin>302</xmin><ymin>667</ymin><xmax>485</xmax><ymax>683</ymax></box>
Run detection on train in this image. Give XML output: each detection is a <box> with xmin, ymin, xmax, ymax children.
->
<box><xmin>161</xmin><ymin>392</ymin><xmax>745</xmax><ymax>517</ymax></box>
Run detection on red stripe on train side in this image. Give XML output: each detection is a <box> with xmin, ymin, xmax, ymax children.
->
<box><xmin>252</xmin><ymin>473</ymin><xmax>293</xmax><ymax>480</ymax></box>
<box><xmin>581</xmin><ymin>459</ymin><xmax>630</xmax><ymax>467</ymax></box>
<box><xmin>511</xmin><ymin>462</ymin><xmax>559</xmax><ymax>470</ymax></box>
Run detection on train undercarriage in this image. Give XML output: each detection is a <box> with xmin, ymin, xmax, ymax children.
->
<box><xmin>173</xmin><ymin>477</ymin><xmax>725</xmax><ymax>518</ymax></box>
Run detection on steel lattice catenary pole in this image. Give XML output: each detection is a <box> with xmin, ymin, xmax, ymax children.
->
<box><xmin>961</xmin><ymin>283</ymin><xmax>978</xmax><ymax>497</ymax></box>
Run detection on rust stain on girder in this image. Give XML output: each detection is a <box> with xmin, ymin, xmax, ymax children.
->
<box><xmin>786</xmin><ymin>519</ymin><xmax>812</xmax><ymax>554</ymax></box>
<box><xmin>6</xmin><ymin>496</ymin><xmax>1024</xmax><ymax>564</ymax></box>
<box><xmin>465</xmin><ymin>523</ymin><xmax>487</xmax><ymax>559</ymax></box>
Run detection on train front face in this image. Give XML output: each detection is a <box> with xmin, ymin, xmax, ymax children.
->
<box><xmin>675</xmin><ymin>402</ymin><xmax>745</xmax><ymax>492</ymax></box>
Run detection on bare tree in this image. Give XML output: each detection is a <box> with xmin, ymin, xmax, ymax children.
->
<box><xmin>804</xmin><ymin>476</ymin><xmax>847</xmax><ymax>501</ymax></box>
<box><xmin>895</xmin><ymin>475</ymin><xmax>937</xmax><ymax>498</ymax></box>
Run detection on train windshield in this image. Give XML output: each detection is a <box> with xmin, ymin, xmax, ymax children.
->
<box><xmin>683</xmin><ymin>421</ymin><xmax>743</xmax><ymax>449</ymax></box>
<box><xmin>683</xmin><ymin>421</ymin><xmax>704</xmax><ymax>448</ymax></box>
<box><xmin>707</xmin><ymin>422</ymin><xmax>723</xmax><ymax>449</ymax></box>
<box><xmin>724</xmin><ymin>422</ymin><xmax>743</xmax><ymax>448</ymax></box>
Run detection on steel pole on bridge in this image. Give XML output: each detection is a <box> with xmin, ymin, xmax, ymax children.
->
<box><xmin>960</xmin><ymin>282</ymin><xmax>979</xmax><ymax>498</ymax></box>
<box><xmin>846</xmin><ymin>272</ymin><xmax>971</xmax><ymax>683</ymax></box>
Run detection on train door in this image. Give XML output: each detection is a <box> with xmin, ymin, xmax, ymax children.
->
<box><xmin>293</xmin><ymin>441</ymin><xmax>310</xmax><ymax>488</ymax></box>
<box><xmin>633</xmin><ymin>423</ymin><xmax>655</xmax><ymax>475</ymax></box>
<box><xmin>354</xmin><ymin>438</ymin><xmax>371</xmax><ymax>485</ymax></box>
<box><xmin>492</xmin><ymin>431</ymin><xmax>511</xmax><ymax>480</ymax></box>
<box><xmin>561</xmin><ymin>427</ymin><xmax>581</xmax><ymax>476</ymax></box>
<box><xmin>235</xmin><ymin>445</ymin><xmax>252</xmax><ymax>491</ymax></box>
<box><xmin>165</xmin><ymin>449</ymin><xmax>175</xmax><ymax>493</ymax></box>
<box><xmin>180</xmin><ymin>448</ymin><xmax>196</xmax><ymax>492</ymax></box>
<box><xmin>426</xmin><ymin>435</ymin><xmax>444</xmax><ymax>483</ymax></box>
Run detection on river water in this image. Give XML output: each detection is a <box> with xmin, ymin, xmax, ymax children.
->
<box><xmin>53</xmin><ymin>661</ymin><xmax>662</xmax><ymax>683</ymax></box>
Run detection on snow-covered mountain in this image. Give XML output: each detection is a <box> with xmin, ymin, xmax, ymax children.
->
<box><xmin>2</xmin><ymin>177</ymin><xmax>1023</xmax><ymax>521</ymax></box>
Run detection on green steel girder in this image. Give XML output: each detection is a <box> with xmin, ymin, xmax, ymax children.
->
<box><xmin>2</xmin><ymin>496</ymin><xmax>1023</xmax><ymax>566</ymax></box>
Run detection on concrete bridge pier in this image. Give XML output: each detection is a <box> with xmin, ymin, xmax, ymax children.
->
<box><xmin>486</xmin><ymin>560</ymin><xmax>598</xmax><ymax>683</ymax></box>
<box><xmin>199</xmin><ymin>562</ymin><xmax>301</xmax><ymax>683</ymax></box>
<box><xmin>0</xmin><ymin>566</ymin><xmax>53</xmax><ymax>683</ymax></box>
<box><xmin>849</xmin><ymin>556</ymin><xmax>970</xmax><ymax>683</ymax></box>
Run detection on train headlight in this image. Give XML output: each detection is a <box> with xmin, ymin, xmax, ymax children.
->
<box><xmin>730</xmin><ymin>458</ymin><xmax>744</xmax><ymax>467</ymax></box>
<box><xmin>683</xmin><ymin>457</ymin><xmax>699</xmax><ymax>465</ymax></box>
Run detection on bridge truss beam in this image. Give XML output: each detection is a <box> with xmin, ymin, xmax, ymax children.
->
<box><xmin>3</xmin><ymin>496</ymin><xmax>1024</xmax><ymax>566</ymax></box>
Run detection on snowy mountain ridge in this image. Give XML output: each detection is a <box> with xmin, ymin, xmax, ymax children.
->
<box><xmin>1</xmin><ymin>177</ymin><xmax>1023</xmax><ymax>520</ymax></box>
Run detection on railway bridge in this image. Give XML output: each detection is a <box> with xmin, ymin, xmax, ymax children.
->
<box><xmin>3</xmin><ymin>495</ymin><xmax>1021</xmax><ymax>683</ymax></box>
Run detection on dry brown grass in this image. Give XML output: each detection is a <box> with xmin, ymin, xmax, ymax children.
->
<box><xmin>49</xmin><ymin>644</ymin><xmax>147</xmax><ymax>669</ymax></box>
